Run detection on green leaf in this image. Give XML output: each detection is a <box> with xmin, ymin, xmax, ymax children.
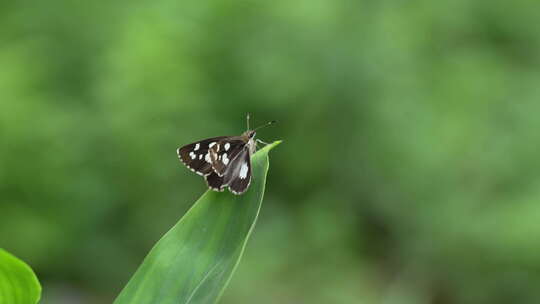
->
<box><xmin>115</xmin><ymin>140</ymin><xmax>281</xmax><ymax>304</ymax></box>
<box><xmin>0</xmin><ymin>249</ymin><xmax>41</xmax><ymax>304</ymax></box>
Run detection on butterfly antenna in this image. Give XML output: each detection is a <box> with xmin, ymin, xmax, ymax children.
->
<box><xmin>254</xmin><ymin>120</ymin><xmax>277</xmax><ymax>131</ymax></box>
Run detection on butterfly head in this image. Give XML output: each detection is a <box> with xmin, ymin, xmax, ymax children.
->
<box><xmin>244</xmin><ymin>130</ymin><xmax>256</xmax><ymax>139</ymax></box>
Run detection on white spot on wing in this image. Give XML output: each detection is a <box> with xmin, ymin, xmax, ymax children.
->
<box><xmin>224</xmin><ymin>143</ymin><xmax>230</xmax><ymax>151</ymax></box>
<box><xmin>189</xmin><ymin>152</ymin><xmax>196</xmax><ymax>159</ymax></box>
<box><xmin>199</xmin><ymin>154</ymin><xmax>203</xmax><ymax>160</ymax></box>
<box><xmin>194</xmin><ymin>143</ymin><xmax>200</xmax><ymax>151</ymax></box>
<box><xmin>223</xmin><ymin>153</ymin><xmax>229</xmax><ymax>165</ymax></box>
<box><xmin>239</xmin><ymin>163</ymin><xmax>249</xmax><ymax>179</ymax></box>
<box><xmin>205</xmin><ymin>153</ymin><xmax>211</xmax><ymax>163</ymax></box>
<box><xmin>209</xmin><ymin>142</ymin><xmax>216</xmax><ymax>148</ymax></box>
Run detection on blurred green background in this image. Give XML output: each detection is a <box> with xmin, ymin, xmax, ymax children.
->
<box><xmin>2</xmin><ymin>0</ymin><xmax>540</xmax><ymax>303</ymax></box>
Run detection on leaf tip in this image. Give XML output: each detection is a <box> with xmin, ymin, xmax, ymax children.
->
<box><xmin>259</xmin><ymin>140</ymin><xmax>282</xmax><ymax>154</ymax></box>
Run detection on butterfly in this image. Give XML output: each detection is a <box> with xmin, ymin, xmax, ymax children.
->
<box><xmin>177</xmin><ymin>114</ymin><xmax>275</xmax><ymax>195</ymax></box>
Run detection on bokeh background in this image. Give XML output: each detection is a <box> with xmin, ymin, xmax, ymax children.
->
<box><xmin>2</xmin><ymin>0</ymin><xmax>540</xmax><ymax>303</ymax></box>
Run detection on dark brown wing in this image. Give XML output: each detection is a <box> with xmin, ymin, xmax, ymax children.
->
<box><xmin>227</xmin><ymin>149</ymin><xmax>252</xmax><ymax>195</ymax></box>
<box><xmin>205</xmin><ymin>147</ymin><xmax>251</xmax><ymax>194</ymax></box>
<box><xmin>205</xmin><ymin>171</ymin><xmax>226</xmax><ymax>191</ymax></box>
<box><xmin>209</xmin><ymin>139</ymin><xmax>247</xmax><ymax>176</ymax></box>
<box><xmin>177</xmin><ymin>136</ymin><xmax>228</xmax><ymax>176</ymax></box>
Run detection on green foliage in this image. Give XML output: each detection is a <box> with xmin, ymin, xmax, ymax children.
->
<box><xmin>0</xmin><ymin>249</ymin><xmax>41</xmax><ymax>304</ymax></box>
<box><xmin>114</xmin><ymin>141</ymin><xmax>280</xmax><ymax>304</ymax></box>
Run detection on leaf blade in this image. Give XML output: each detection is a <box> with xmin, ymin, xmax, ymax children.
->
<box><xmin>0</xmin><ymin>249</ymin><xmax>41</xmax><ymax>304</ymax></box>
<box><xmin>115</xmin><ymin>141</ymin><xmax>281</xmax><ymax>304</ymax></box>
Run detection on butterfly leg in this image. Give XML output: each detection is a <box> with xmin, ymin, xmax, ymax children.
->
<box><xmin>256</xmin><ymin>139</ymin><xmax>270</xmax><ymax>148</ymax></box>
<box><xmin>256</xmin><ymin>139</ymin><xmax>271</xmax><ymax>150</ymax></box>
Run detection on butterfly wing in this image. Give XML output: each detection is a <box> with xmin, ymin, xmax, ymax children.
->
<box><xmin>205</xmin><ymin>147</ymin><xmax>251</xmax><ymax>194</ymax></box>
<box><xmin>205</xmin><ymin>171</ymin><xmax>226</xmax><ymax>191</ymax></box>
<box><xmin>177</xmin><ymin>136</ymin><xmax>228</xmax><ymax>176</ymax></box>
<box><xmin>227</xmin><ymin>149</ymin><xmax>252</xmax><ymax>195</ymax></box>
<box><xmin>208</xmin><ymin>139</ymin><xmax>247</xmax><ymax>176</ymax></box>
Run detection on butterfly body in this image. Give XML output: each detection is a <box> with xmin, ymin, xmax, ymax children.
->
<box><xmin>177</xmin><ymin>129</ymin><xmax>258</xmax><ymax>195</ymax></box>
